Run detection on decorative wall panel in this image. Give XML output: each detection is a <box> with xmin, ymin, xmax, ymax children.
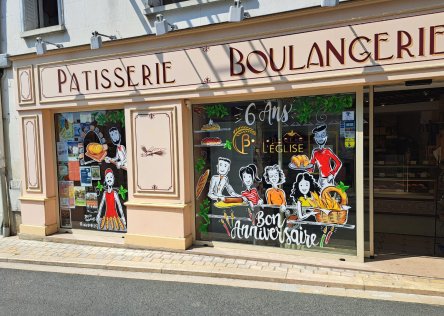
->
<box><xmin>18</xmin><ymin>67</ymin><xmax>35</xmax><ymax>105</ymax></box>
<box><xmin>132</xmin><ymin>107</ymin><xmax>178</xmax><ymax>197</ymax></box>
<box><xmin>22</xmin><ymin>115</ymin><xmax>42</xmax><ymax>192</ymax></box>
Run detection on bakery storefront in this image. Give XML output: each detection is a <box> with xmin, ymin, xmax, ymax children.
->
<box><xmin>14</xmin><ymin>7</ymin><xmax>444</xmax><ymax>261</ymax></box>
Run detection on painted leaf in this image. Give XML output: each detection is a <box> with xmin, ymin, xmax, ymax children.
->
<box><xmin>336</xmin><ymin>181</ymin><xmax>350</xmax><ymax>192</ymax></box>
<box><xmin>118</xmin><ymin>185</ymin><xmax>128</xmax><ymax>200</ymax></box>
<box><xmin>95</xmin><ymin>113</ymin><xmax>106</xmax><ymax>126</ymax></box>
<box><xmin>95</xmin><ymin>181</ymin><xmax>104</xmax><ymax>193</ymax></box>
<box><xmin>224</xmin><ymin>140</ymin><xmax>233</xmax><ymax>150</ymax></box>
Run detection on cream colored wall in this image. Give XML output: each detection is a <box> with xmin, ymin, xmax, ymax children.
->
<box><xmin>10</xmin><ymin>1</ymin><xmax>444</xmax><ymax>253</ymax></box>
<box><xmin>122</xmin><ymin>100</ymin><xmax>193</xmax><ymax>249</ymax></box>
<box><xmin>19</xmin><ymin>110</ymin><xmax>58</xmax><ymax>236</ymax></box>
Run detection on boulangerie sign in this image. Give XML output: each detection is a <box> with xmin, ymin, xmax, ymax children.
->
<box><xmin>37</xmin><ymin>11</ymin><xmax>444</xmax><ymax>102</ymax></box>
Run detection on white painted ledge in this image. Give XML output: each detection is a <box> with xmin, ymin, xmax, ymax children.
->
<box><xmin>20</xmin><ymin>25</ymin><xmax>66</xmax><ymax>39</ymax></box>
<box><xmin>144</xmin><ymin>0</ymin><xmax>227</xmax><ymax>15</ymax></box>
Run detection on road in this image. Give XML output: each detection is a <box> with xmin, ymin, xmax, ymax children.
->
<box><xmin>0</xmin><ymin>268</ymin><xmax>442</xmax><ymax>315</ymax></box>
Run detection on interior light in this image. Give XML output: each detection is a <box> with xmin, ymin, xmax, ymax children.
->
<box><xmin>405</xmin><ymin>79</ymin><xmax>433</xmax><ymax>86</ymax></box>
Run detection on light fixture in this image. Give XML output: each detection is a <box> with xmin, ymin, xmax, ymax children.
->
<box><xmin>321</xmin><ymin>0</ymin><xmax>339</xmax><ymax>7</ymax></box>
<box><xmin>229</xmin><ymin>0</ymin><xmax>249</xmax><ymax>22</ymax></box>
<box><xmin>90</xmin><ymin>31</ymin><xmax>117</xmax><ymax>50</ymax></box>
<box><xmin>154</xmin><ymin>14</ymin><xmax>177</xmax><ymax>36</ymax></box>
<box><xmin>35</xmin><ymin>37</ymin><xmax>63</xmax><ymax>55</ymax></box>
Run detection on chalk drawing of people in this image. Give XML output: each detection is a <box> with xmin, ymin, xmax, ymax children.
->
<box><xmin>290</xmin><ymin>172</ymin><xmax>321</xmax><ymax>207</ymax></box>
<box><xmin>308</xmin><ymin>124</ymin><xmax>342</xmax><ymax>189</ymax></box>
<box><xmin>207</xmin><ymin>157</ymin><xmax>239</xmax><ymax>201</ymax></box>
<box><xmin>96</xmin><ymin>168</ymin><xmax>127</xmax><ymax>231</ymax></box>
<box><xmin>105</xmin><ymin>127</ymin><xmax>127</xmax><ymax>170</ymax></box>
<box><xmin>239</xmin><ymin>164</ymin><xmax>263</xmax><ymax>209</ymax></box>
<box><xmin>263</xmin><ymin>164</ymin><xmax>286</xmax><ymax>206</ymax></box>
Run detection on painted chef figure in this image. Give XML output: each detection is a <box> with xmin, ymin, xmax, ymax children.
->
<box><xmin>105</xmin><ymin>127</ymin><xmax>127</xmax><ymax>170</ymax></box>
<box><xmin>309</xmin><ymin>124</ymin><xmax>342</xmax><ymax>189</ymax></box>
<box><xmin>96</xmin><ymin>168</ymin><xmax>127</xmax><ymax>231</ymax></box>
<box><xmin>207</xmin><ymin>157</ymin><xmax>239</xmax><ymax>201</ymax></box>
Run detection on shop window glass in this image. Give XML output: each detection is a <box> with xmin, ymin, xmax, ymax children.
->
<box><xmin>55</xmin><ymin>110</ymin><xmax>128</xmax><ymax>232</ymax></box>
<box><xmin>193</xmin><ymin>93</ymin><xmax>357</xmax><ymax>255</ymax></box>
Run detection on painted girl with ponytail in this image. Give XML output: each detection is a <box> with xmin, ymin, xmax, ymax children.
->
<box><xmin>239</xmin><ymin>164</ymin><xmax>263</xmax><ymax>208</ymax></box>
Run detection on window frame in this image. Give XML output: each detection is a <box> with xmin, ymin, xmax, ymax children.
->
<box><xmin>20</xmin><ymin>0</ymin><xmax>65</xmax><ymax>38</ymax></box>
<box><xmin>144</xmin><ymin>0</ymin><xmax>225</xmax><ymax>15</ymax></box>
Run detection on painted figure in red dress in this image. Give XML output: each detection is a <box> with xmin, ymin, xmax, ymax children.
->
<box><xmin>96</xmin><ymin>168</ymin><xmax>127</xmax><ymax>231</ymax></box>
<box><xmin>309</xmin><ymin>124</ymin><xmax>342</xmax><ymax>189</ymax></box>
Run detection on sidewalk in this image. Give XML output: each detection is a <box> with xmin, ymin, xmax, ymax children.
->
<box><xmin>0</xmin><ymin>235</ymin><xmax>443</xmax><ymax>300</ymax></box>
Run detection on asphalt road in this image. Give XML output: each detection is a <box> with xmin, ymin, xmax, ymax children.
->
<box><xmin>0</xmin><ymin>268</ymin><xmax>442</xmax><ymax>316</ymax></box>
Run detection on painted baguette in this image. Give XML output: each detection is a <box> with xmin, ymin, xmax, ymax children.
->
<box><xmin>196</xmin><ymin>169</ymin><xmax>210</xmax><ymax>198</ymax></box>
<box><xmin>223</xmin><ymin>197</ymin><xmax>244</xmax><ymax>203</ymax></box>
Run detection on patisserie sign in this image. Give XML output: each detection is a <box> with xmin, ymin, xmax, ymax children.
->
<box><xmin>34</xmin><ymin>11</ymin><xmax>444</xmax><ymax>102</ymax></box>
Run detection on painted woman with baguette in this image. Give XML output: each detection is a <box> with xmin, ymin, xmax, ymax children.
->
<box><xmin>290</xmin><ymin>172</ymin><xmax>320</xmax><ymax>207</ymax></box>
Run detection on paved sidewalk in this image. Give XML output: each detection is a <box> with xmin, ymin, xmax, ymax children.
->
<box><xmin>0</xmin><ymin>236</ymin><xmax>443</xmax><ymax>299</ymax></box>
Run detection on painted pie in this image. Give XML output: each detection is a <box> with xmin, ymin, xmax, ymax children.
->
<box><xmin>201</xmin><ymin>137</ymin><xmax>222</xmax><ymax>146</ymax></box>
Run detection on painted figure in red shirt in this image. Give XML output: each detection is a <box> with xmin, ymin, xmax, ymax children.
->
<box><xmin>309</xmin><ymin>124</ymin><xmax>342</xmax><ymax>189</ymax></box>
<box><xmin>239</xmin><ymin>164</ymin><xmax>263</xmax><ymax>209</ymax></box>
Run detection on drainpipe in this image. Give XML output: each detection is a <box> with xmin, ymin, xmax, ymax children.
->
<box><xmin>0</xmin><ymin>67</ymin><xmax>10</xmax><ymax>237</ymax></box>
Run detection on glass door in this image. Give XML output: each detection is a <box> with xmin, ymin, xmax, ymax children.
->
<box><xmin>372</xmin><ymin>84</ymin><xmax>444</xmax><ymax>256</ymax></box>
<box><xmin>55</xmin><ymin>110</ymin><xmax>128</xmax><ymax>232</ymax></box>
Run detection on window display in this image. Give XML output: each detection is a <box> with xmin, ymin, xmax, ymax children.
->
<box><xmin>55</xmin><ymin>110</ymin><xmax>128</xmax><ymax>232</ymax></box>
<box><xmin>193</xmin><ymin>93</ymin><xmax>357</xmax><ymax>255</ymax></box>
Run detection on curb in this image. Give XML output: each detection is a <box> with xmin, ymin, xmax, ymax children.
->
<box><xmin>1</xmin><ymin>256</ymin><xmax>443</xmax><ymax>298</ymax></box>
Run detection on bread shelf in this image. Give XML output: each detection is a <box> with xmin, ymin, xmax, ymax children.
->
<box><xmin>193</xmin><ymin>128</ymin><xmax>231</xmax><ymax>134</ymax></box>
<box><xmin>194</xmin><ymin>143</ymin><xmax>226</xmax><ymax>148</ymax></box>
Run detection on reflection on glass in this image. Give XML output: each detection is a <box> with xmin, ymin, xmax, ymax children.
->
<box><xmin>54</xmin><ymin>110</ymin><xmax>128</xmax><ymax>232</ymax></box>
<box><xmin>193</xmin><ymin>93</ymin><xmax>357</xmax><ymax>255</ymax></box>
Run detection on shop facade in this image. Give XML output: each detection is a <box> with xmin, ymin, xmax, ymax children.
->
<box><xmin>13</xmin><ymin>3</ymin><xmax>444</xmax><ymax>261</ymax></box>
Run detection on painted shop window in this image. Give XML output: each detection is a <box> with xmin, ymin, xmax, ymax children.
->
<box><xmin>55</xmin><ymin>110</ymin><xmax>128</xmax><ymax>232</ymax></box>
<box><xmin>193</xmin><ymin>93</ymin><xmax>357</xmax><ymax>255</ymax></box>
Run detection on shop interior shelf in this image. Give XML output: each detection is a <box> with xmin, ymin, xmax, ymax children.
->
<box><xmin>374</xmin><ymin>210</ymin><xmax>436</xmax><ymax>217</ymax></box>
<box><xmin>369</xmin><ymin>178</ymin><xmax>436</xmax><ymax>182</ymax></box>
<box><xmin>194</xmin><ymin>143</ymin><xmax>226</xmax><ymax>147</ymax></box>
<box><xmin>371</xmin><ymin>164</ymin><xmax>438</xmax><ymax>168</ymax></box>
<box><xmin>368</xmin><ymin>191</ymin><xmax>435</xmax><ymax>200</ymax></box>
<box><xmin>193</xmin><ymin>128</ymin><xmax>231</xmax><ymax>133</ymax></box>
